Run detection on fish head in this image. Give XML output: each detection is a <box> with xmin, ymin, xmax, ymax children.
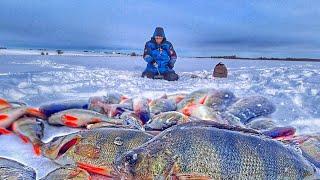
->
<box><xmin>115</xmin><ymin>143</ymin><xmax>175</xmax><ymax>179</ymax></box>
<box><xmin>42</xmin><ymin>133</ymin><xmax>82</xmax><ymax>165</ymax></box>
<box><xmin>114</xmin><ymin>149</ymin><xmax>154</xmax><ymax>179</ymax></box>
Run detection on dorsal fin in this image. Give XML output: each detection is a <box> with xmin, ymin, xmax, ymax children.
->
<box><xmin>179</xmin><ymin>118</ymin><xmax>262</xmax><ymax>136</ymax></box>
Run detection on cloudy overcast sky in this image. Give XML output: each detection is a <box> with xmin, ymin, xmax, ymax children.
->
<box><xmin>0</xmin><ymin>0</ymin><xmax>319</xmax><ymax>57</ymax></box>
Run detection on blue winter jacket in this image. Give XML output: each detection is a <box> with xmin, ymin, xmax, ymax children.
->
<box><xmin>143</xmin><ymin>28</ymin><xmax>177</xmax><ymax>74</ymax></box>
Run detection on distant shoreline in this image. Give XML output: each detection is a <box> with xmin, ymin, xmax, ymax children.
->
<box><xmin>1</xmin><ymin>48</ymin><xmax>319</xmax><ymax>62</ymax></box>
<box><xmin>191</xmin><ymin>55</ymin><xmax>320</xmax><ymax>62</ymax></box>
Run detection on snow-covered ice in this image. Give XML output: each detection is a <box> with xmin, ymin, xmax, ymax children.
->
<box><xmin>1</xmin><ymin>54</ymin><xmax>320</xmax><ymax>178</ymax></box>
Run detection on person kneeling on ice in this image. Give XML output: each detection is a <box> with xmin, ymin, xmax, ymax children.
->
<box><xmin>142</xmin><ymin>27</ymin><xmax>179</xmax><ymax>81</ymax></box>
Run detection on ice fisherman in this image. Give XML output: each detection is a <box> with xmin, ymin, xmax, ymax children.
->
<box><xmin>141</xmin><ymin>27</ymin><xmax>179</xmax><ymax>81</ymax></box>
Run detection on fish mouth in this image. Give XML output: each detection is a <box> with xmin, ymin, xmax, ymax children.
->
<box><xmin>57</xmin><ymin>138</ymin><xmax>79</xmax><ymax>158</ymax></box>
<box><xmin>42</xmin><ymin>134</ymin><xmax>81</xmax><ymax>160</ymax></box>
<box><xmin>113</xmin><ymin>151</ymin><xmax>138</xmax><ymax>179</ymax></box>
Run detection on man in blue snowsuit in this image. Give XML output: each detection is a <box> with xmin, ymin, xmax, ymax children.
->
<box><xmin>142</xmin><ymin>27</ymin><xmax>179</xmax><ymax>81</ymax></box>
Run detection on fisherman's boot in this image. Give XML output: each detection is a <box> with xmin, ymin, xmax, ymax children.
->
<box><xmin>142</xmin><ymin>71</ymin><xmax>155</xmax><ymax>79</ymax></box>
<box><xmin>163</xmin><ymin>71</ymin><xmax>179</xmax><ymax>81</ymax></box>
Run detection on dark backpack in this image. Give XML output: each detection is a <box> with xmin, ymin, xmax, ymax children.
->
<box><xmin>213</xmin><ymin>62</ymin><xmax>228</xmax><ymax>78</ymax></box>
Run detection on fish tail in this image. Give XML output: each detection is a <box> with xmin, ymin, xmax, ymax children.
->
<box><xmin>0</xmin><ymin>127</ymin><xmax>11</xmax><ymax>135</ymax></box>
<box><xmin>0</xmin><ymin>98</ymin><xmax>11</xmax><ymax>109</ymax></box>
<box><xmin>26</xmin><ymin>108</ymin><xmax>46</xmax><ymax>119</ymax></box>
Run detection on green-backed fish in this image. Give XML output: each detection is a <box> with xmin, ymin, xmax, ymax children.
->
<box><xmin>42</xmin><ymin>128</ymin><xmax>154</xmax><ymax>177</ymax></box>
<box><xmin>177</xmin><ymin>88</ymin><xmax>215</xmax><ymax>110</ymax></box>
<box><xmin>0</xmin><ymin>106</ymin><xmax>45</xmax><ymax>135</ymax></box>
<box><xmin>115</xmin><ymin>121</ymin><xmax>317</xmax><ymax>180</ymax></box>
<box><xmin>48</xmin><ymin>109</ymin><xmax>123</xmax><ymax>128</ymax></box>
<box><xmin>12</xmin><ymin>117</ymin><xmax>44</xmax><ymax>156</ymax></box>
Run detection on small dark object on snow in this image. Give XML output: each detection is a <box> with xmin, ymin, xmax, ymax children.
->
<box><xmin>213</xmin><ymin>62</ymin><xmax>228</xmax><ymax>78</ymax></box>
<box><xmin>56</xmin><ymin>49</ymin><xmax>63</xmax><ymax>55</ymax></box>
<box><xmin>142</xmin><ymin>71</ymin><xmax>178</xmax><ymax>81</ymax></box>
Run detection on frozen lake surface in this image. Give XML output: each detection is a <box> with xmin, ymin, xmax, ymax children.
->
<box><xmin>1</xmin><ymin>54</ymin><xmax>320</xmax><ymax>178</ymax></box>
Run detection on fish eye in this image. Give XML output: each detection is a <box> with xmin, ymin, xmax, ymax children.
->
<box><xmin>126</xmin><ymin>153</ymin><xmax>138</xmax><ymax>165</ymax></box>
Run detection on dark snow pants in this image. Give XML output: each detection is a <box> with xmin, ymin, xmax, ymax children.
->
<box><xmin>142</xmin><ymin>71</ymin><xmax>179</xmax><ymax>81</ymax></box>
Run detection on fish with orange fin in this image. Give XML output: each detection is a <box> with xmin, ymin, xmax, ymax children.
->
<box><xmin>176</xmin><ymin>88</ymin><xmax>216</xmax><ymax>110</ymax></box>
<box><xmin>180</xmin><ymin>103</ymin><xmax>229</xmax><ymax>125</ymax></box>
<box><xmin>12</xmin><ymin>117</ymin><xmax>44</xmax><ymax>156</ymax></box>
<box><xmin>0</xmin><ymin>106</ymin><xmax>43</xmax><ymax>135</ymax></box>
<box><xmin>41</xmin><ymin>128</ymin><xmax>154</xmax><ymax>177</ymax></box>
<box><xmin>48</xmin><ymin>109</ymin><xmax>123</xmax><ymax>128</ymax></box>
<box><xmin>40</xmin><ymin>165</ymin><xmax>91</xmax><ymax>180</ymax></box>
<box><xmin>200</xmin><ymin>89</ymin><xmax>237</xmax><ymax>112</ymax></box>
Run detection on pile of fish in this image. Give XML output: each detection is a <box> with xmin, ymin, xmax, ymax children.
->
<box><xmin>0</xmin><ymin>88</ymin><xmax>319</xmax><ymax>179</ymax></box>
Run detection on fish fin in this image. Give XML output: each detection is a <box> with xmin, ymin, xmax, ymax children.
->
<box><xmin>0</xmin><ymin>114</ymin><xmax>9</xmax><ymax>121</ymax></box>
<box><xmin>181</xmin><ymin>103</ymin><xmax>197</xmax><ymax>116</ymax></box>
<box><xmin>198</xmin><ymin>95</ymin><xmax>208</xmax><ymax>104</ymax></box>
<box><xmin>175</xmin><ymin>96</ymin><xmax>185</xmax><ymax>104</ymax></box>
<box><xmin>18</xmin><ymin>134</ymin><xmax>30</xmax><ymax>143</ymax></box>
<box><xmin>262</xmin><ymin>126</ymin><xmax>296</xmax><ymax>139</ymax></box>
<box><xmin>0</xmin><ymin>98</ymin><xmax>11</xmax><ymax>109</ymax></box>
<box><xmin>64</xmin><ymin>121</ymin><xmax>79</xmax><ymax>128</ymax></box>
<box><xmin>33</xmin><ymin>143</ymin><xmax>42</xmax><ymax>156</ymax></box>
<box><xmin>0</xmin><ymin>127</ymin><xmax>11</xmax><ymax>135</ymax></box>
<box><xmin>63</xmin><ymin>114</ymin><xmax>78</xmax><ymax>121</ymax></box>
<box><xmin>62</xmin><ymin>114</ymin><xmax>79</xmax><ymax>127</ymax></box>
<box><xmin>120</xmin><ymin>96</ymin><xmax>128</xmax><ymax>102</ymax></box>
<box><xmin>26</xmin><ymin>108</ymin><xmax>46</xmax><ymax>119</ymax></box>
<box><xmin>77</xmin><ymin>162</ymin><xmax>112</xmax><ymax>177</ymax></box>
<box><xmin>172</xmin><ymin>174</ymin><xmax>211</xmax><ymax>180</ymax></box>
